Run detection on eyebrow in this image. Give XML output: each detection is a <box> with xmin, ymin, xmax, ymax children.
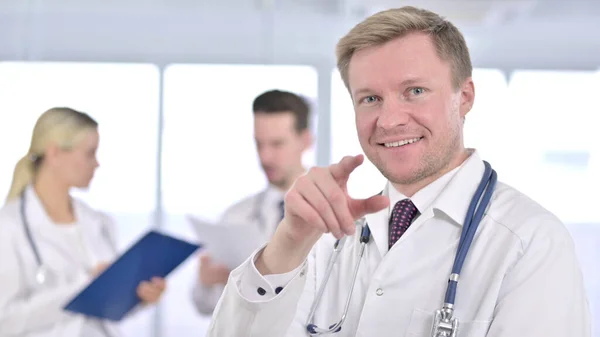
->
<box><xmin>352</xmin><ymin>77</ymin><xmax>427</xmax><ymax>98</ymax></box>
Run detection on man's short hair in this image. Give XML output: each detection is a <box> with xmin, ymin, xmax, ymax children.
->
<box><xmin>336</xmin><ymin>6</ymin><xmax>473</xmax><ymax>90</ymax></box>
<box><xmin>252</xmin><ymin>90</ymin><xmax>310</xmax><ymax>132</ymax></box>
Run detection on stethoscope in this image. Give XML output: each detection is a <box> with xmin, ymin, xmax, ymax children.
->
<box><xmin>19</xmin><ymin>191</ymin><xmax>50</xmax><ymax>286</ymax></box>
<box><xmin>19</xmin><ymin>191</ymin><xmax>113</xmax><ymax>287</ymax></box>
<box><xmin>306</xmin><ymin>161</ymin><xmax>497</xmax><ymax>337</ymax></box>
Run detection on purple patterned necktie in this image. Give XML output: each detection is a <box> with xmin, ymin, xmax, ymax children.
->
<box><xmin>388</xmin><ymin>199</ymin><xmax>419</xmax><ymax>249</ymax></box>
<box><xmin>278</xmin><ymin>200</ymin><xmax>285</xmax><ymax>221</ymax></box>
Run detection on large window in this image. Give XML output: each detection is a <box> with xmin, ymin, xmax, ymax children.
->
<box><xmin>160</xmin><ymin>64</ymin><xmax>319</xmax><ymax>335</ymax></box>
<box><xmin>462</xmin><ymin>69</ymin><xmax>509</xmax><ymax>164</ymax></box>
<box><xmin>505</xmin><ymin>70</ymin><xmax>600</xmax><ymax>224</ymax></box>
<box><xmin>0</xmin><ymin>62</ymin><xmax>160</xmax><ymax>215</ymax></box>
<box><xmin>0</xmin><ymin>61</ymin><xmax>161</xmax><ymax>336</ymax></box>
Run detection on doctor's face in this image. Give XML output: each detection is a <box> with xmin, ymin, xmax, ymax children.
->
<box><xmin>254</xmin><ymin>112</ymin><xmax>310</xmax><ymax>190</ymax></box>
<box><xmin>348</xmin><ymin>33</ymin><xmax>474</xmax><ymax>192</ymax></box>
<box><xmin>53</xmin><ymin>129</ymin><xmax>100</xmax><ymax>189</ymax></box>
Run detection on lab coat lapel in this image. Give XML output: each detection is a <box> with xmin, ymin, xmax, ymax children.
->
<box><xmin>24</xmin><ymin>186</ymin><xmax>108</xmax><ymax>267</ymax></box>
<box><xmin>23</xmin><ymin>186</ymin><xmax>72</xmax><ymax>258</ymax></box>
<box><xmin>363</xmin><ymin>185</ymin><xmax>391</xmax><ymax>259</ymax></box>
<box><xmin>72</xmin><ymin>200</ymin><xmax>114</xmax><ymax>265</ymax></box>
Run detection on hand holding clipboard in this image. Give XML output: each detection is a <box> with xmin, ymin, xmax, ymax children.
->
<box><xmin>63</xmin><ymin>230</ymin><xmax>200</xmax><ymax>321</ymax></box>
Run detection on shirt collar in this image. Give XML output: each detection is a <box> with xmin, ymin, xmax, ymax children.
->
<box><xmin>386</xmin><ymin>149</ymin><xmax>485</xmax><ymax>227</ymax></box>
<box><xmin>263</xmin><ymin>184</ymin><xmax>286</xmax><ymax>204</ymax></box>
<box><xmin>387</xmin><ymin>162</ymin><xmax>462</xmax><ymax>218</ymax></box>
<box><xmin>430</xmin><ymin>150</ymin><xmax>487</xmax><ymax>226</ymax></box>
<box><xmin>365</xmin><ymin>149</ymin><xmax>487</xmax><ymax>258</ymax></box>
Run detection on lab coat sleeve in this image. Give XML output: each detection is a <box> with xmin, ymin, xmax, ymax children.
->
<box><xmin>486</xmin><ymin>215</ymin><xmax>591</xmax><ymax>337</ymax></box>
<box><xmin>0</xmin><ymin>224</ymin><xmax>90</xmax><ymax>335</ymax></box>
<box><xmin>238</xmin><ymin>254</ymin><xmax>303</xmax><ymax>301</ymax></box>
<box><xmin>191</xmin><ymin>282</ymin><xmax>225</xmax><ymax>316</ymax></box>
<box><xmin>206</xmin><ymin>246</ymin><xmax>317</xmax><ymax>337</ymax></box>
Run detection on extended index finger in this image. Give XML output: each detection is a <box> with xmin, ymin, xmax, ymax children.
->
<box><xmin>329</xmin><ymin>154</ymin><xmax>364</xmax><ymax>183</ymax></box>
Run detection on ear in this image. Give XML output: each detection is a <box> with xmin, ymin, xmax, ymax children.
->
<box><xmin>459</xmin><ymin>77</ymin><xmax>475</xmax><ymax>118</ymax></box>
<box><xmin>299</xmin><ymin>129</ymin><xmax>313</xmax><ymax>151</ymax></box>
<box><xmin>43</xmin><ymin>142</ymin><xmax>63</xmax><ymax>166</ymax></box>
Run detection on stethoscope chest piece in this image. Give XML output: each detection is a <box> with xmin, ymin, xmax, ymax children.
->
<box><xmin>35</xmin><ymin>265</ymin><xmax>48</xmax><ymax>285</ymax></box>
<box><xmin>431</xmin><ymin>305</ymin><xmax>459</xmax><ymax>337</ymax></box>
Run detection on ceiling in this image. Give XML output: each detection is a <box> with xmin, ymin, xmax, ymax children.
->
<box><xmin>2</xmin><ymin>0</ymin><xmax>599</xmax><ymax>28</ymax></box>
<box><xmin>302</xmin><ymin>0</ymin><xmax>600</xmax><ymax>26</ymax></box>
<box><xmin>3</xmin><ymin>0</ymin><xmax>600</xmax><ymax>21</ymax></box>
<box><xmin>0</xmin><ymin>0</ymin><xmax>598</xmax><ymax>70</ymax></box>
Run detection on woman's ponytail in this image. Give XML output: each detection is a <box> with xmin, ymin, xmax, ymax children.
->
<box><xmin>6</xmin><ymin>154</ymin><xmax>37</xmax><ymax>201</ymax></box>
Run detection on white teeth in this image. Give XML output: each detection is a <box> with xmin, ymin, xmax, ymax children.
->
<box><xmin>384</xmin><ymin>137</ymin><xmax>421</xmax><ymax>148</ymax></box>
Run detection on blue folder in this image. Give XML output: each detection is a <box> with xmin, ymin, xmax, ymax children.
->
<box><xmin>64</xmin><ymin>230</ymin><xmax>200</xmax><ymax>321</ymax></box>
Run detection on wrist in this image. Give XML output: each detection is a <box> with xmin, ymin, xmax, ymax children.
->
<box><xmin>255</xmin><ymin>226</ymin><xmax>318</xmax><ymax>275</ymax></box>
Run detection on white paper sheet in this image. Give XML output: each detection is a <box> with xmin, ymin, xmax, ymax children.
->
<box><xmin>186</xmin><ymin>215</ymin><xmax>266</xmax><ymax>269</ymax></box>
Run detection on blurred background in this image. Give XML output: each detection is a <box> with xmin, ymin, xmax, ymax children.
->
<box><xmin>0</xmin><ymin>0</ymin><xmax>599</xmax><ymax>336</ymax></box>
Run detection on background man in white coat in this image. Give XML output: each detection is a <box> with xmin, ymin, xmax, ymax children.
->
<box><xmin>206</xmin><ymin>6</ymin><xmax>590</xmax><ymax>337</ymax></box>
<box><xmin>191</xmin><ymin>89</ymin><xmax>313</xmax><ymax>315</ymax></box>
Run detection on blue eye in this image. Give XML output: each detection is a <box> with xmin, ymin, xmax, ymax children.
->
<box><xmin>410</xmin><ymin>87</ymin><xmax>425</xmax><ymax>95</ymax></box>
<box><xmin>362</xmin><ymin>96</ymin><xmax>378</xmax><ymax>104</ymax></box>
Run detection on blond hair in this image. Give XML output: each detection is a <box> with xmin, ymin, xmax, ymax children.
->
<box><xmin>6</xmin><ymin>107</ymin><xmax>98</xmax><ymax>201</ymax></box>
<box><xmin>336</xmin><ymin>6</ymin><xmax>472</xmax><ymax>90</ymax></box>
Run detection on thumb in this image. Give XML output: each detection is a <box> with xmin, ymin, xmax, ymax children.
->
<box><xmin>349</xmin><ymin>194</ymin><xmax>390</xmax><ymax>219</ymax></box>
<box><xmin>199</xmin><ymin>254</ymin><xmax>212</xmax><ymax>264</ymax></box>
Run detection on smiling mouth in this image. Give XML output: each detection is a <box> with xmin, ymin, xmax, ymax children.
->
<box><xmin>381</xmin><ymin>137</ymin><xmax>423</xmax><ymax>148</ymax></box>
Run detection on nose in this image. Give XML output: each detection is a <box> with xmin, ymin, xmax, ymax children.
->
<box><xmin>376</xmin><ymin>99</ymin><xmax>411</xmax><ymax>130</ymax></box>
<box><xmin>258</xmin><ymin>146</ymin><xmax>275</xmax><ymax>165</ymax></box>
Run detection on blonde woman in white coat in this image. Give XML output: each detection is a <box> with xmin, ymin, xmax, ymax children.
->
<box><xmin>0</xmin><ymin>107</ymin><xmax>167</xmax><ymax>337</ymax></box>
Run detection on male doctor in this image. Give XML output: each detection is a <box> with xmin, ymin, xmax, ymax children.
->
<box><xmin>192</xmin><ymin>89</ymin><xmax>313</xmax><ymax>315</ymax></box>
<box><xmin>206</xmin><ymin>6</ymin><xmax>591</xmax><ymax>337</ymax></box>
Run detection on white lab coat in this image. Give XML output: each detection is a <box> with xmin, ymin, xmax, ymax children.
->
<box><xmin>0</xmin><ymin>185</ymin><xmax>121</xmax><ymax>337</ymax></box>
<box><xmin>191</xmin><ymin>185</ymin><xmax>285</xmax><ymax>315</ymax></box>
<box><xmin>206</xmin><ymin>151</ymin><xmax>591</xmax><ymax>337</ymax></box>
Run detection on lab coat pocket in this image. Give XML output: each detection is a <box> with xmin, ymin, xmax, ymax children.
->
<box><xmin>405</xmin><ymin>308</ymin><xmax>491</xmax><ymax>337</ymax></box>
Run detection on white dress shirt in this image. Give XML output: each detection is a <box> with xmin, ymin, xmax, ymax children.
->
<box><xmin>191</xmin><ymin>185</ymin><xmax>285</xmax><ymax>315</ymax></box>
<box><xmin>206</xmin><ymin>150</ymin><xmax>591</xmax><ymax>337</ymax></box>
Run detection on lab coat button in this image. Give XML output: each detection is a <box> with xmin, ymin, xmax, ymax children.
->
<box><xmin>275</xmin><ymin>286</ymin><xmax>283</xmax><ymax>294</ymax></box>
<box><xmin>376</xmin><ymin>288</ymin><xmax>384</xmax><ymax>296</ymax></box>
<box><xmin>257</xmin><ymin>287</ymin><xmax>266</xmax><ymax>296</ymax></box>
